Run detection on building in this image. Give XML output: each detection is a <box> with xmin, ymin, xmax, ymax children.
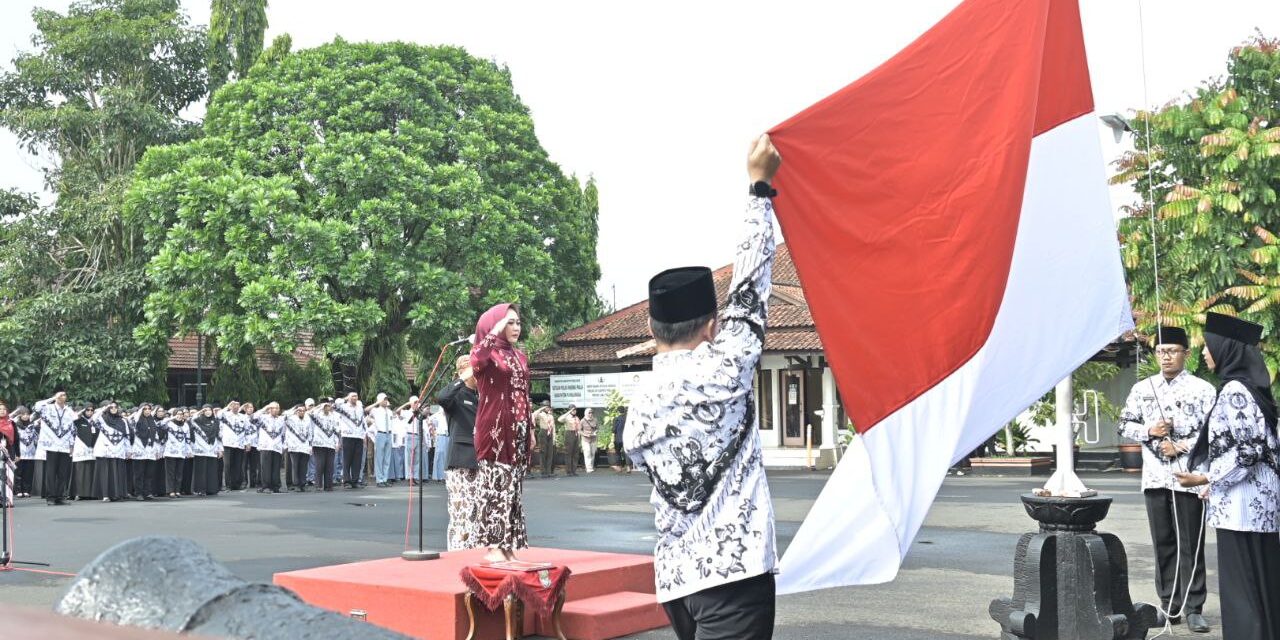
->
<box><xmin>533</xmin><ymin>245</ymin><xmax>847</xmax><ymax>469</ymax></box>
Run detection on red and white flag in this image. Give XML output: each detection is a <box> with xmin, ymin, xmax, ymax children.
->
<box><xmin>768</xmin><ymin>0</ymin><xmax>1132</xmax><ymax>592</ymax></box>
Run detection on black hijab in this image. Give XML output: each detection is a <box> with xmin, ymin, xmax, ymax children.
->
<box><xmin>134</xmin><ymin>408</ymin><xmax>158</xmax><ymax>447</ymax></box>
<box><xmin>192</xmin><ymin>411</ymin><xmax>218</xmax><ymax>444</ymax></box>
<box><xmin>1190</xmin><ymin>332</ymin><xmax>1277</xmax><ymax>469</ymax></box>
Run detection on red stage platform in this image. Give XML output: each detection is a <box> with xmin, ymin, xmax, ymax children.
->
<box><xmin>274</xmin><ymin>547</ymin><xmax>670</xmax><ymax>640</ymax></box>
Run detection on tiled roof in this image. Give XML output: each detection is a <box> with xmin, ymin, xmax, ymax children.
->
<box><xmin>534</xmin><ymin>244</ymin><xmax>823</xmax><ymax>368</ymax></box>
<box><xmin>167</xmin><ymin>334</ymin><xmax>325</xmax><ymax>372</ymax></box>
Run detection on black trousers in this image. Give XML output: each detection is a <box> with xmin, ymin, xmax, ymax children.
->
<box><xmin>313</xmin><ymin>448</ymin><xmax>336</xmax><ymax>491</ymax></box>
<box><xmin>42</xmin><ymin>451</ymin><xmax>72</xmax><ymax>502</ymax></box>
<box><xmin>181</xmin><ymin>456</ymin><xmax>194</xmax><ymax>494</ymax></box>
<box><xmin>15</xmin><ymin>459</ymin><xmax>35</xmax><ymax>494</ymax></box>
<box><xmin>246</xmin><ymin>448</ymin><xmax>260</xmax><ymax>487</ymax></box>
<box><xmin>288</xmin><ymin>452</ymin><xmax>310</xmax><ymax>489</ymax></box>
<box><xmin>164</xmin><ymin>457</ymin><xmax>186</xmax><ymax>495</ymax></box>
<box><xmin>663</xmin><ymin>572</ymin><xmax>775</xmax><ymax>640</ymax></box>
<box><xmin>537</xmin><ymin>430</ymin><xmax>556</xmax><ymax>476</ymax></box>
<box><xmin>1217</xmin><ymin>528</ymin><xmax>1280</xmax><ymax>640</ymax></box>
<box><xmin>613</xmin><ymin>439</ymin><xmax>630</xmax><ymax>470</ymax></box>
<box><xmin>224</xmin><ymin>447</ymin><xmax>246</xmax><ymax>489</ymax></box>
<box><xmin>1143</xmin><ymin>488</ymin><xmax>1207</xmax><ymax>614</ymax></box>
<box><xmin>341</xmin><ymin>438</ymin><xmax>364</xmax><ymax>487</ymax></box>
<box><xmin>259</xmin><ymin>450</ymin><xmax>282</xmax><ymax>491</ymax></box>
<box><xmin>563</xmin><ymin>432</ymin><xmax>579</xmax><ymax>476</ymax></box>
<box><xmin>130</xmin><ymin>459</ymin><xmax>156</xmax><ymax>498</ymax></box>
<box><xmin>192</xmin><ymin>457</ymin><xmax>220</xmax><ymax>495</ymax></box>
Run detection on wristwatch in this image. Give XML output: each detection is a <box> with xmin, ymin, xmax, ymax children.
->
<box><xmin>749</xmin><ymin>181</ymin><xmax>777</xmax><ymax>198</ymax></box>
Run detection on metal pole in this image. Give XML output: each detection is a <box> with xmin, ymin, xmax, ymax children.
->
<box><xmin>417</xmin><ymin>410</ymin><xmax>424</xmax><ymax>553</ymax></box>
<box><xmin>195</xmin><ymin>334</ymin><xmax>204</xmax><ymax>405</ymax></box>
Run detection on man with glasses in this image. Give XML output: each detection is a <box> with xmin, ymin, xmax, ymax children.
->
<box><xmin>1117</xmin><ymin>326</ymin><xmax>1215</xmax><ymax>633</ymax></box>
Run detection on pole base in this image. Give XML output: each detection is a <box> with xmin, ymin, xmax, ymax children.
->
<box><xmin>400</xmin><ymin>550</ymin><xmax>441</xmax><ymax>561</ymax></box>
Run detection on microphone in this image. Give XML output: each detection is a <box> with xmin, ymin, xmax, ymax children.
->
<box><xmin>447</xmin><ymin>335</ymin><xmax>475</xmax><ymax>346</ymax></box>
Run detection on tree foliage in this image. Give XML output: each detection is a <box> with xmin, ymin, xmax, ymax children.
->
<box><xmin>208</xmin><ymin>0</ymin><xmax>268</xmax><ymax>95</ymax></box>
<box><xmin>127</xmin><ymin>41</ymin><xmax>602</xmax><ymax>397</ymax></box>
<box><xmin>1115</xmin><ymin>34</ymin><xmax>1280</xmax><ymax>373</ymax></box>
<box><xmin>206</xmin><ymin>345</ymin><xmax>269</xmax><ymax>405</ymax></box>
<box><xmin>266</xmin><ymin>357</ymin><xmax>334</xmax><ymax>408</ymax></box>
<box><xmin>0</xmin><ymin>0</ymin><xmax>207</xmax><ymax>402</ymax></box>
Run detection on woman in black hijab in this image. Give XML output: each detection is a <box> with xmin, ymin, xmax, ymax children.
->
<box><xmin>91</xmin><ymin>402</ymin><xmax>131</xmax><ymax>502</ymax></box>
<box><xmin>1176</xmin><ymin>312</ymin><xmax>1280</xmax><ymax>640</ymax></box>
<box><xmin>71</xmin><ymin>405</ymin><xmax>97</xmax><ymax>500</ymax></box>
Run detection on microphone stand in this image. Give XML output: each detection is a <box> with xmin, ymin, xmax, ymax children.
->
<box><xmin>401</xmin><ymin>339</ymin><xmax>467</xmax><ymax>561</ymax></box>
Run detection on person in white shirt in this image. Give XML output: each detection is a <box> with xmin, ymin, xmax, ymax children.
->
<box><xmin>34</xmin><ymin>387</ymin><xmax>77</xmax><ymax>505</ymax></box>
<box><xmin>253</xmin><ymin>402</ymin><xmax>286</xmax><ymax>493</ymax></box>
<box><xmin>430</xmin><ymin>406</ymin><xmax>449</xmax><ymax>482</ymax></box>
<box><xmin>398</xmin><ymin>396</ymin><xmax>426</xmax><ymax>485</ymax></box>
<box><xmin>1176</xmin><ymin>312</ymin><xmax>1280</xmax><ymax>640</ymax></box>
<box><xmin>220</xmin><ymin>400</ymin><xmax>249</xmax><ymax>490</ymax></box>
<box><xmin>624</xmin><ymin>135</ymin><xmax>781</xmax><ymax>640</ymax></box>
<box><xmin>308</xmin><ymin>398</ymin><xmax>341</xmax><ymax>492</ymax></box>
<box><xmin>91</xmin><ymin>402</ymin><xmax>132</xmax><ymax>502</ymax></box>
<box><xmin>283</xmin><ymin>404</ymin><xmax>313</xmax><ymax>491</ymax></box>
<box><xmin>335</xmin><ymin>392</ymin><xmax>366</xmax><ymax>489</ymax></box>
<box><xmin>1115</xmin><ymin>326</ymin><xmax>1215</xmax><ymax>630</ymax></box>
<box><xmin>161</xmin><ymin>409</ymin><xmax>192</xmax><ymax>499</ymax></box>
<box><xmin>390</xmin><ymin>404</ymin><xmax>407</xmax><ymax>483</ymax></box>
<box><xmin>368</xmin><ymin>393</ymin><xmax>396</xmax><ymax>488</ymax></box>
<box><xmin>190</xmin><ymin>405</ymin><xmax>222</xmax><ymax>497</ymax></box>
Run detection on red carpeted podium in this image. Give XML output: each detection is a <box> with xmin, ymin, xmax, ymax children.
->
<box><xmin>273</xmin><ymin>547</ymin><xmax>670</xmax><ymax>640</ymax></box>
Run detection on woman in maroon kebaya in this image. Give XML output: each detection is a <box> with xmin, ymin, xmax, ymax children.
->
<box><xmin>469</xmin><ymin>303</ymin><xmax>535</xmax><ymax>562</ymax></box>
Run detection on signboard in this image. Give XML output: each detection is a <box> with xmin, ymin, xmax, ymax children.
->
<box><xmin>583</xmin><ymin>373</ymin><xmax>619</xmax><ymax>407</ymax></box>
<box><xmin>550</xmin><ymin>370</ymin><xmax>654</xmax><ymax>407</ymax></box>
<box><xmin>550</xmin><ymin>375</ymin><xmax>585</xmax><ymax>407</ymax></box>
<box><xmin>617</xmin><ymin>371</ymin><xmax>651</xmax><ymax>400</ymax></box>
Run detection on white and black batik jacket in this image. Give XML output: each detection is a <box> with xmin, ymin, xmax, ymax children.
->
<box><xmin>162</xmin><ymin>419</ymin><xmax>192</xmax><ymax>459</ymax></box>
<box><xmin>284</xmin><ymin>414</ymin><xmax>313</xmax><ymax>454</ymax></box>
<box><xmin>623</xmin><ymin>195</ymin><xmax>779</xmax><ymax>603</ymax></box>
<box><xmin>335</xmin><ymin>402</ymin><xmax>366</xmax><ymax>440</ymax></box>
<box><xmin>1197</xmin><ymin>380</ymin><xmax>1280</xmax><ymax>533</ymax></box>
<box><xmin>253</xmin><ymin>411</ymin><xmax>286</xmax><ymax>454</ymax></box>
<box><xmin>33</xmin><ymin>400</ymin><xmax>77</xmax><ymax>455</ymax></box>
<box><xmin>1117</xmin><ymin>370</ymin><xmax>1216</xmax><ymax>492</ymax></box>
<box><xmin>309</xmin><ymin>411</ymin><xmax>340</xmax><ymax>451</ymax></box>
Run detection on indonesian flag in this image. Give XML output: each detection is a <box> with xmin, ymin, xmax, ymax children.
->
<box><xmin>768</xmin><ymin>0</ymin><xmax>1132</xmax><ymax>592</ymax></box>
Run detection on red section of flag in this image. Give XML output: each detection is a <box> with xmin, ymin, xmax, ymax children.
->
<box><xmin>768</xmin><ymin>0</ymin><xmax>1095</xmax><ymax>433</ymax></box>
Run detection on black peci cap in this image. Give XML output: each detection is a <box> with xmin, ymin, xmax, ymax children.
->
<box><xmin>1153</xmin><ymin>326</ymin><xmax>1188</xmax><ymax>348</ymax></box>
<box><xmin>649</xmin><ymin>267</ymin><xmax>716</xmax><ymax>323</ymax></box>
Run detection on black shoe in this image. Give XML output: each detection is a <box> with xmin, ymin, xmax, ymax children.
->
<box><xmin>1186</xmin><ymin>613</ymin><xmax>1210</xmax><ymax>633</ymax></box>
<box><xmin>143</xmin><ymin>496</ymin><xmax>155</xmax><ymax>501</ymax></box>
<box><xmin>257</xmin><ymin>488</ymin><xmax>267</xmax><ymax>493</ymax></box>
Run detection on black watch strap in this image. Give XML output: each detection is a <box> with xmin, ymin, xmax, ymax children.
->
<box><xmin>750</xmin><ymin>181</ymin><xmax>777</xmax><ymax>198</ymax></box>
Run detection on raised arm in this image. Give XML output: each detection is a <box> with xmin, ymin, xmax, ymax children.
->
<box><xmin>707</xmin><ymin>135</ymin><xmax>781</xmax><ymax>384</ymax></box>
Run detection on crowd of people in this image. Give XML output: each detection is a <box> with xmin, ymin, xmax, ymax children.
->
<box><xmin>0</xmin><ymin>391</ymin><xmax>464</xmax><ymax>503</ymax></box>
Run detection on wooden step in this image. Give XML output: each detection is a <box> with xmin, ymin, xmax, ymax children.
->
<box><xmin>548</xmin><ymin>591</ymin><xmax>669</xmax><ymax>640</ymax></box>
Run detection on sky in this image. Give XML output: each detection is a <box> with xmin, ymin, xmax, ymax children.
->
<box><xmin>2</xmin><ymin>0</ymin><xmax>1279</xmax><ymax>309</ymax></box>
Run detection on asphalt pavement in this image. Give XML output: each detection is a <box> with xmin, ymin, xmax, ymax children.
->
<box><xmin>0</xmin><ymin>469</ymin><xmax>1223</xmax><ymax>639</ymax></box>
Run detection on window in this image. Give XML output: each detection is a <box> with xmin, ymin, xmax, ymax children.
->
<box><xmin>755</xmin><ymin>367</ymin><xmax>775</xmax><ymax>430</ymax></box>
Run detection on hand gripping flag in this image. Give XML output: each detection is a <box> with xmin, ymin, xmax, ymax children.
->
<box><xmin>768</xmin><ymin>0</ymin><xmax>1133</xmax><ymax>592</ymax></box>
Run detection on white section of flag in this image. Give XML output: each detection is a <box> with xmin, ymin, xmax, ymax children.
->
<box><xmin>777</xmin><ymin>113</ymin><xmax>1133</xmax><ymax>593</ymax></box>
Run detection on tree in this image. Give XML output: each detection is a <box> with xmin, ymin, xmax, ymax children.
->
<box><xmin>207</xmin><ymin>345</ymin><xmax>269</xmax><ymax>405</ymax></box>
<box><xmin>267</xmin><ymin>357</ymin><xmax>334</xmax><ymax>407</ymax></box>
<box><xmin>1114</xmin><ymin>34</ymin><xmax>1280</xmax><ymax>372</ymax></box>
<box><xmin>0</xmin><ymin>0</ymin><xmax>207</xmax><ymax>402</ymax></box>
<box><xmin>208</xmin><ymin>0</ymin><xmax>268</xmax><ymax>96</ymax></box>
<box><xmin>127</xmin><ymin>41</ymin><xmax>603</xmax><ymax>398</ymax></box>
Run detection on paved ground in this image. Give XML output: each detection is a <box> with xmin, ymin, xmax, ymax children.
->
<box><xmin>1</xmin><ymin>469</ymin><xmax>1222</xmax><ymax>639</ymax></box>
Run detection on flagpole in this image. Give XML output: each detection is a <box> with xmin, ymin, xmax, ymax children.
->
<box><xmin>1036</xmin><ymin>376</ymin><xmax>1095</xmax><ymax>498</ymax></box>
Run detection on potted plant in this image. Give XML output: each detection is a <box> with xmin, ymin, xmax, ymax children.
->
<box><xmin>969</xmin><ymin>422</ymin><xmax>1053</xmax><ymax>476</ymax></box>
<box><xmin>601</xmin><ymin>389</ymin><xmax>627</xmax><ymax>468</ymax></box>
<box><xmin>1118</xmin><ymin>440</ymin><xmax>1144</xmax><ymax>472</ymax></box>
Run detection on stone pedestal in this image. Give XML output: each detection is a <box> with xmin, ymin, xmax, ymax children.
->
<box><xmin>990</xmin><ymin>495</ymin><xmax>1157</xmax><ymax>639</ymax></box>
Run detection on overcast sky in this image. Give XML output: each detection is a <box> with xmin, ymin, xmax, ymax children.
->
<box><xmin>3</xmin><ymin>0</ymin><xmax>1279</xmax><ymax>308</ymax></box>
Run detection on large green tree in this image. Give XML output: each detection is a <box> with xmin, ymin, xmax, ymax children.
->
<box><xmin>208</xmin><ymin>0</ymin><xmax>268</xmax><ymax>96</ymax></box>
<box><xmin>1115</xmin><ymin>34</ymin><xmax>1280</xmax><ymax>371</ymax></box>
<box><xmin>0</xmin><ymin>0</ymin><xmax>207</xmax><ymax>403</ymax></box>
<box><xmin>127</xmin><ymin>41</ymin><xmax>602</xmax><ymax>397</ymax></box>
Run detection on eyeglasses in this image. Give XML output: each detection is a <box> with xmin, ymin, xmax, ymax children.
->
<box><xmin>1155</xmin><ymin>348</ymin><xmax>1186</xmax><ymax>357</ymax></box>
